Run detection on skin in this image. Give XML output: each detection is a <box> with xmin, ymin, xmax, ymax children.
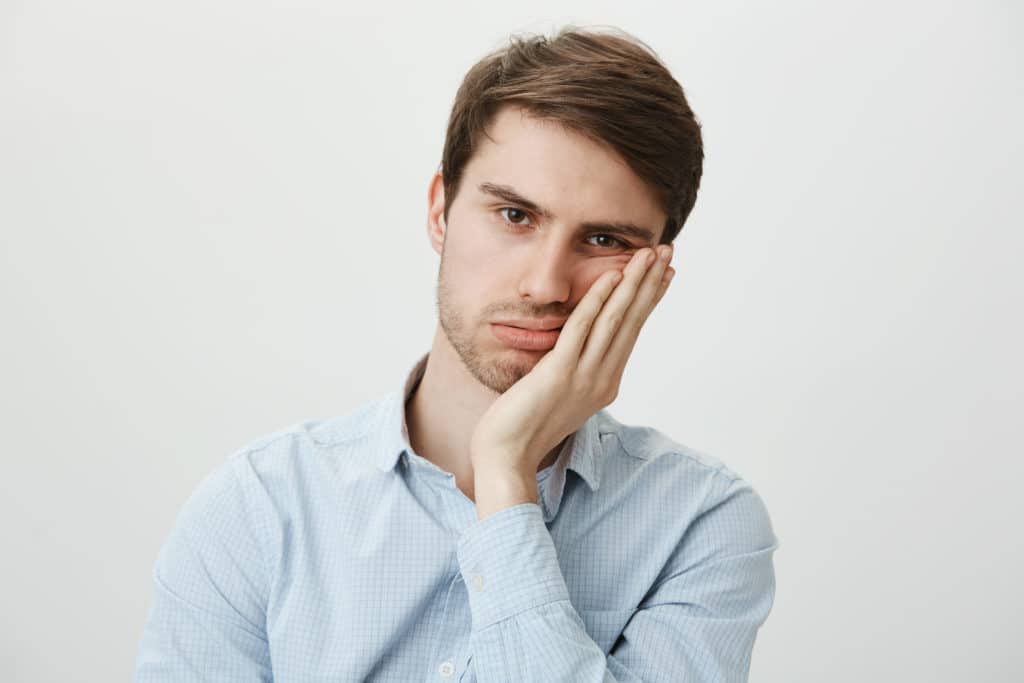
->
<box><xmin>405</xmin><ymin>104</ymin><xmax>676</xmax><ymax>517</ymax></box>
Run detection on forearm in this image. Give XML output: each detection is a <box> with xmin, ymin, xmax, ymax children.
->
<box><xmin>456</xmin><ymin>502</ymin><xmax>630</xmax><ymax>682</ymax></box>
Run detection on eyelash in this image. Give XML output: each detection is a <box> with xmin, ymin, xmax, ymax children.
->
<box><xmin>497</xmin><ymin>207</ymin><xmax>630</xmax><ymax>250</ymax></box>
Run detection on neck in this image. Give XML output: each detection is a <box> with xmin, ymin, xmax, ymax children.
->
<box><xmin>405</xmin><ymin>324</ymin><xmax>563</xmax><ymax>501</ymax></box>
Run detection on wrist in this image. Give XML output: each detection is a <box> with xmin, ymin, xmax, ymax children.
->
<box><xmin>472</xmin><ymin>465</ymin><xmax>538</xmax><ymax>519</ymax></box>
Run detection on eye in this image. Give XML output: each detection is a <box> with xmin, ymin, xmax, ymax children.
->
<box><xmin>498</xmin><ymin>207</ymin><xmax>532</xmax><ymax>226</ymax></box>
<box><xmin>586</xmin><ymin>234</ymin><xmax>629</xmax><ymax>250</ymax></box>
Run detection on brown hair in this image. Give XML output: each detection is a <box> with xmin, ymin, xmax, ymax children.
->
<box><xmin>440</xmin><ymin>25</ymin><xmax>704</xmax><ymax>244</ymax></box>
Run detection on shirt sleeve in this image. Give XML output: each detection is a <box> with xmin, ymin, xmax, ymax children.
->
<box><xmin>134</xmin><ymin>454</ymin><xmax>274</xmax><ymax>682</ymax></box>
<box><xmin>455</xmin><ymin>474</ymin><xmax>779</xmax><ymax>682</ymax></box>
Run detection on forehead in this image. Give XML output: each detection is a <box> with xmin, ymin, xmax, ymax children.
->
<box><xmin>461</xmin><ymin>105</ymin><xmax>666</xmax><ymax>235</ymax></box>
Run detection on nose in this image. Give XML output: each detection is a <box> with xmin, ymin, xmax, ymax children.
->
<box><xmin>516</xmin><ymin>238</ymin><xmax>573</xmax><ymax>305</ymax></box>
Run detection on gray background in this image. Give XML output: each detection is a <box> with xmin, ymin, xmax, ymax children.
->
<box><xmin>2</xmin><ymin>1</ymin><xmax>1021</xmax><ymax>681</ymax></box>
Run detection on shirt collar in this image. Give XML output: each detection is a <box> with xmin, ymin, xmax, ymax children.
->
<box><xmin>372</xmin><ymin>352</ymin><xmax>604</xmax><ymax>505</ymax></box>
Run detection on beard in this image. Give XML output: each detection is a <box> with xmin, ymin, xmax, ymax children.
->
<box><xmin>436</xmin><ymin>252</ymin><xmax>536</xmax><ymax>395</ymax></box>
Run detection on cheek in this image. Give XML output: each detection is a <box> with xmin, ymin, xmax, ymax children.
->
<box><xmin>446</xmin><ymin>222</ymin><xmax>502</xmax><ymax>263</ymax></box>
<box><xmin>574</xmin><ymin>256</ymin><xmax>633</xmax><ymax>294</ymax></box>
<box><xmin>447</xmin><ymin>238</ymin><xmax>504</xmax><ymax>287</ymax></box>
<box><xmin>442</xmin><ymin>234</ymin><xmax>507</xmax><ymax>310</ymax></box>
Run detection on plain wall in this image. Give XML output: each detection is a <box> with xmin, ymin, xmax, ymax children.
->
<box><xmin>2</xmin><ymin>1</ymin><xmax>1021</xmax><ymax>680</ymax></box>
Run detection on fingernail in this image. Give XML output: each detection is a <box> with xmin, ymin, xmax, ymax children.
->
<box><xmin>660</xmin><ymin>245</ymin><xmax>673</xmax><ymax>262</ymax></box>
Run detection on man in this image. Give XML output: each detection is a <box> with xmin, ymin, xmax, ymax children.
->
<box><xmin>135</xmin><ymin>26</ymin><xmax>778</xmax><ymax>682</ymax></box>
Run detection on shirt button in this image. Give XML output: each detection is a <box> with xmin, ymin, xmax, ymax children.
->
<box><xmin>470</xmin><ymin>574</ymin><xmax>485</xmax><ymax>592</ymax></box>
<box><xmin>438</xmin><ymin>660</ymin><xmax>456</xmax><ymax>677</ymax></box>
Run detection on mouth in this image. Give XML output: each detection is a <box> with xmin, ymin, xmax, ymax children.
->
<box><xmin>489</xmin><ymin>323</ymin><xmax>562</xmax><ymax>351</ymax></box>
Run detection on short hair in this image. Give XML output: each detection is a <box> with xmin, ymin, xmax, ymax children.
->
<box><xmin>440</xmin><ymin>25</ymin><xmax>704</xmax><ymax>244</ymax></box>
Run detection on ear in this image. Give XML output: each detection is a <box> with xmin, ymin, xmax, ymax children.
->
<box><xmin>426</xmin><ymin>169</ymin><xmax>447</xmax><ymax>256</ymax></box>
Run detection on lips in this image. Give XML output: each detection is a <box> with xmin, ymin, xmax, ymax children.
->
<box><xmin>491</xmin><ymin>317</ymin><xmax>567</xmax><ymax>331</ymax></box>
<box><xmin>490</xmin><ymin>323</ymin><xmax>562</xmax><ymax>351</ymax></box>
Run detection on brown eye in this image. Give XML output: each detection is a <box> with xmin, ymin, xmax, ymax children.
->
<box><xmin>587</xmin><ymin>234</ymin><xmax>627</xmax><ymax>249</ymax></box>
<box><xmin>499</xmin><ymin>207</ymin><xmax>531</xmax><ymax>225</ymax></box>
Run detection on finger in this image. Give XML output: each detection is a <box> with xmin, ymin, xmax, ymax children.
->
<box><xmin>648</xmin><ymin>265</ymin><xmax>674</xmax><ymax>312</ymax></box>
<box><xmin>550</xmin><ymin>268</ymin><xmax>623</xmax><ymax>364</ymax></box>
<box><xmin>602</xmin><ymin>247</ymin><xmax>674</xmax><ymax>372</ymax></box>
<box><xmin>655</xmin><ymin>266</ymin><xmax>675</xmax><ymax>303</ymax></box>
<box><xmin>578</xmin><ymin>247</ymin><xmax>658</xmax><ymax>370</ymax></box>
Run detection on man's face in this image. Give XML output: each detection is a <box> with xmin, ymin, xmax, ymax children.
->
<box><xmin>428</xmin><ymin>104</ymin><xmax>668</xmax><ymax>394</ymax></box>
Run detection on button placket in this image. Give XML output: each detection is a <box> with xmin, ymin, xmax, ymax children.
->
<box><xmin>426</xmin><ymin>565</ymin><xmax>473</xmax><ymax>681</ymax></box>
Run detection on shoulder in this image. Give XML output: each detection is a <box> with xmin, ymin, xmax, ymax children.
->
<box><xmin>595</xmin><ymin>409</ymin><xmax>745</xmax><ymax>484</ymax></box>
<box><xmin>594</xmin><ymin>410</ymin><xmax>777</xmax><ymax>548</ymax></box>
<box><xmin>148</xmin><ymin>401</ymin><xmax>398</xmax><ymax>635</ymax></box>
<box><xmin>170</xmin><ymin>392</ymin><xmax>395</xmax><ymax>537</ymax></box>
<box><xmin>217</xmin><ymin>392</ymin><xmax>395</xmax><ymax>479</ymax></box>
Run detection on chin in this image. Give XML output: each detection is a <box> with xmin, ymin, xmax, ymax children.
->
<box><xmin>440</xmin><ymin>312</ymin><xmax>542</xmax><ymax>393</ymax></box>
<box><xmin>471</xmin><ymin>343</ymin><xmax>542</xmax><ymax>393</ymax></box>
<box><xmin>485</xmin><ymin>351</ymin><xmax>531</xmax><ymax>389</ymax></box>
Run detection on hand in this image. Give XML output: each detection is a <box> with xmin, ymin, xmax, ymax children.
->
<box><xmin>470</xmin><ymin>244</ymin><xmax>675</xmax><ymax>511</ymax></box>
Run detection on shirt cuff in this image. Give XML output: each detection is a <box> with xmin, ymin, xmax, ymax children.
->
<box><xmin>456</xmin><ymin>502</ymin><xmax>571</xmax><ymax>631</ymax></box>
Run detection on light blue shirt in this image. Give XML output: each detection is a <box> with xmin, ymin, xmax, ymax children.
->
<box><xmin>135</xmin><ymin>353</ymin><xmax>779</xmax><ymax>682</ymax></box>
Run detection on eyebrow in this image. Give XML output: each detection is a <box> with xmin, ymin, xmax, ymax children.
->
<box><xmin>477</xmin><ymin>181</ymin><xmax>658</xmax><ymax>245</ymax></box>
